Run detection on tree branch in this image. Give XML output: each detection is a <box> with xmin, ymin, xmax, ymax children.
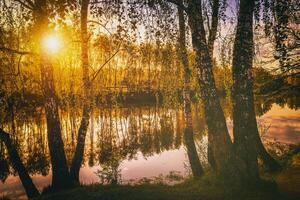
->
<box><xmin>0</xmin><ymin>46</ymin><xmax>32</xmax><ymax>55</ymax></box>
<box><xmin>90</xmin><ymin>43</ymin><xmax>121</xmax><ymax>82</ymax></box>
<box><xmin>165</xmin><ymin>0</ymin><xmax>188</xmax><ymax>12</ymax></box>
<box><xmin>24</xmin><ymin>0</ymin><xmax>35</xmax><ymax>8</ymax></box>
<box><xmin>87</xmin><ymin>20</ymin><xmax>112</xmax><ymax>35</ymax></box>
<box><xmin>14</xmin><ymin>0</ymin><xmax>34</xmax><ymax>10</ymax></box>
<box><xmin>89</xmin><ymin>0</ymin><xmax>109</xmax><ymax>5</ymax></box>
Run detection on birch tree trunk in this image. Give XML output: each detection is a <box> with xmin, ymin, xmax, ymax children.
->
<box><xmin>207</xmin><ymin>0</ymin><xmax>220</xmax><ymax>57</ymax></box>
<box><xmin>177</xmin><ymin>0</ymin><xmax>204</xmax><ymax>178</ymax></box>
<box><xmin>35</xmin><ymin>0</ymin><xmax>71</xmax><ymax>189</ymax></box>
<box><xmin>40</xmin><ymin>51</ymin><xmax>71</xmax><ymax>189</ymax></box>
<box><xmin>232</xmin><ymin>0</ymin><xmax>280</xmax><ymax>175</ymax></box>
<box><xmin>70</xmin><ymin>0</ymin><xmax>92</xmax><ymax>183</ymax></box>
<box><xmin>0</xmin><ymin>129</ymin><xmax>39</xmax><ymax>199</ymax></box>
<box><xmin>186</xmin><ymin>0</ymin><xmax>247</xmax><ymax>182</ymax></box>
<box><xmin>231</xmin><ymin>0</ymin><xmax>260</xmax><ymax>182</ymax></box>
<box><xmin>207</xmin><ymin>0</ymin><xmax>220</xmax><ymax>169</ymax></box>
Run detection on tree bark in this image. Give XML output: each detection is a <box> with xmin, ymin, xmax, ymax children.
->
<box><xmin>231</xmin><ymin>0</ymin><xmax>260</xmax><ymax>182</ymax></box>
<box><xmin>0</xmin><ymin>129</ymin><xmax>39</xmax><ymax>199</ymax></box>
<box><xmin>35</xmin><ymin>0</ymin><xmax>71</xmax><ymax>189</ymax></box>
<box><xmin>231</xmin><ymin>0</ymin><xmax>280</xmax><ymax>179</ymax></box>
<box><xmin>70</xmin><ymin>0</ymin><xmax>92</xmax><ymax>183</ymax></box>
<box><xmin>207</xmin><ymin>0</ymin><xmax>220</xmax><ymax>57</ymax></box>
<box><xmin>186</xmin><ymin>0</ymin><xmax>247</xmax><ymax>182</ymax></box>
<box><xmin>257</xmin><ymin>138</ymin><xmax>281</xmax><ymax>171</ymax></box>
<box><xmin>40</xmin><ymin>53</ymin><xmax>71</xmax><ymax>189</ymax></box>
<box><xmin>177</xmin><ymin>0</ymin><xmax>204</xmax><ymax>178</ymax></box>
<box><xmin>274</xmin><ymin>0</ymin><xmax>288</xmax><ymax>71</ymax></box>
<box><xmin>207</xmin><ymin>0</ymin><xmax>220</xmax><ymax>169</ymax></box>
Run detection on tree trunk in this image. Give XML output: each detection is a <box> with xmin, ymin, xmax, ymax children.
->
<box><xmin>231</xmin><ymin>0</ymin><xmax>260</xmax><ymax>182</ymax></box>
<box><xmin>274</xmin><ymin>0</ymin><xmax>288</xmax><ymax>71</ymax></box>
<box><xmin>207</xmin><ymin>0</ymin><xmax>220</xmax><ymax>169</ymax></box>
<box><xmin>177</xmin><ymin>0</ymin><xmax>204</xmax><ymax>178</ymax></box>
<box><xmin>207</xmin><ymin>139</ymin><xmax>216</xmax><ymax>170</ymax></box>
<box><xmin>207</xmin><ymin>0</ymin><xmax>220</xmax><ymax>57</ymax></box>
<box><xmin>231</xmin><ymin>0</ymin><xmax>280</xmax><ymax>180</ymax></box>
<box><xmin>0</xmin><ymin>129</ymin><xmax>39</xmax><ymax>199</ymax></box>
<box><xmin>186</xmin><ymin>0</ymin><xmax>247</xmax><ymax>182</ymax></box>
<box><xmin>35</xmin><ymin>0</ymin><xmax>70</xmax><ymax>189</ymax></box>
<box><xmin>70</xmin><ymin>0</ymin><xmax>92</xmax><ymax>183</ymax></box>
<box><xmin>257</xmin><ymin>137</ymin><xmax>281</xmax><ymax>171</ymax></box>
<box><xmin>40</xmin><ymin>51</ymin><xmax>71</xmax><ymax>189</ymax></box>
<box><xmin>88</xmin><ymin>109</ymin><xmax>95</xmax><ymax>167</ymax></box>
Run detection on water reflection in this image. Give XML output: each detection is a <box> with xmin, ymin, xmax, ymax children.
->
<box><xmin>0</xmin><ymin>97</ymin><xmax>299</xmax><ymax>198</ymax></box>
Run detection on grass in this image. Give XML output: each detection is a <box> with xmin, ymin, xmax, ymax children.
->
<box><xmin>6</xmin><ymin>150</ymin><xmax>300</xmax><ymax>200</ymax></box>
<box><xmin>0</xmin><ymin>196</ymin><xmax>10</xmax><ymax>200</ymax></box>
<box><xmin>276</xmin><ymin>167</ymin><xmax>300</xmax><ymax>199</ymax></box>
<box><xmin>36</xmin><ymin>173</ymin><xmax>298</xmax><ymax>200</ymax></box>
<box><xmin>37</xmin><ymin>149</ymin><xmax>300</xmax><ymax>200</ymax></box>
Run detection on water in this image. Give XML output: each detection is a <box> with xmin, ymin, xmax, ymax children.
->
<box><xmin>0</xmin><ymin>103</ymin><xmax>299</xmax><ymax>199</ymax></box>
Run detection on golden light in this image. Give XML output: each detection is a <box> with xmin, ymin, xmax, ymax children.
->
<box><xmin>43</xmin><ymin>35</ymin><xmax>61</xmax><ymax>52</ymax></box>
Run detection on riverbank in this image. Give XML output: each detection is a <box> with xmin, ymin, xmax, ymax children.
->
<box><xmin>1</xmin><ymin>166</ymin><xmax>299</xmax><ymax>200</ymax></box>
<box><xmin>1</xmin><ymin>141</ymin><xmax>300</xmax><ymax>200</ymax></box>
<box><xmin>33</xmin><ymin>169</ymin><xmax>299</xmax><ymax>200</ymax></box>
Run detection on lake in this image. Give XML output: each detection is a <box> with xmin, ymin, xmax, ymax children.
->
<box><xmin>0</xmin><ymin>102</ymin><xmax>299</xmax><ymax>199</ymax></box>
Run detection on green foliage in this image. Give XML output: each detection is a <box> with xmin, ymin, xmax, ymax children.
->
<box><xmin>95</xmin><ymin>154</ymin><xmax>122</xmax><ymax>185</ymax></box>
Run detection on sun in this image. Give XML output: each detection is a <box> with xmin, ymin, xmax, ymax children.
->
<box><xmin>43</xmin><ymin>35</ymin><xmax>61</xmax><ymax>52</ymax></box>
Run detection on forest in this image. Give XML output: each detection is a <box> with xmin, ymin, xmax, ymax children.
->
<box><xmin>0</xmin><ymin>0</ymin><xmax>299</xmax><ymax>199</ymax></box>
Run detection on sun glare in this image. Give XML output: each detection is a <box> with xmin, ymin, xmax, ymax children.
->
<box><xmin>43</xmin><ymin>35</ymin><xmax>60</xmax><ymax>52</ymax></box>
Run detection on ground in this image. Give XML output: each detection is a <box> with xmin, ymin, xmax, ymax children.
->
<box><xmin>35</xmin><ymin>169</ymin><xmax>300</xmax><ymax>200</ymax></box>
<box><xmin>2</xmin><ymin>154</ymin><xmax>300</xmax><ymax>200</ymax></box>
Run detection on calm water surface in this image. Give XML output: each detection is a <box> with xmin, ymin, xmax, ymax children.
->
<box><xmin>0</xmin><ymin>103</ymin><xmax>299</xmax><ymax>199</ymax></box>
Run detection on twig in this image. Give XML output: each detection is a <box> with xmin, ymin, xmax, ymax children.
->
<box><xmin>0</xmin><ymin>46</ymin><xmax>32</xmax><ymax>55</ymax></box>
<box><xmin>14</xmin><ymin>0</ymin><xmax>34</xmax><ymax>10</ymax></box>
<box><xmin>90</xmin><ymin>43</ymin><xmax>122</xmax><ymax>82</ymax></box>
<box><xmin>88</xmin><ymin>20</ymin><xmax>113</xmax><ymax>35</ymax></box>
